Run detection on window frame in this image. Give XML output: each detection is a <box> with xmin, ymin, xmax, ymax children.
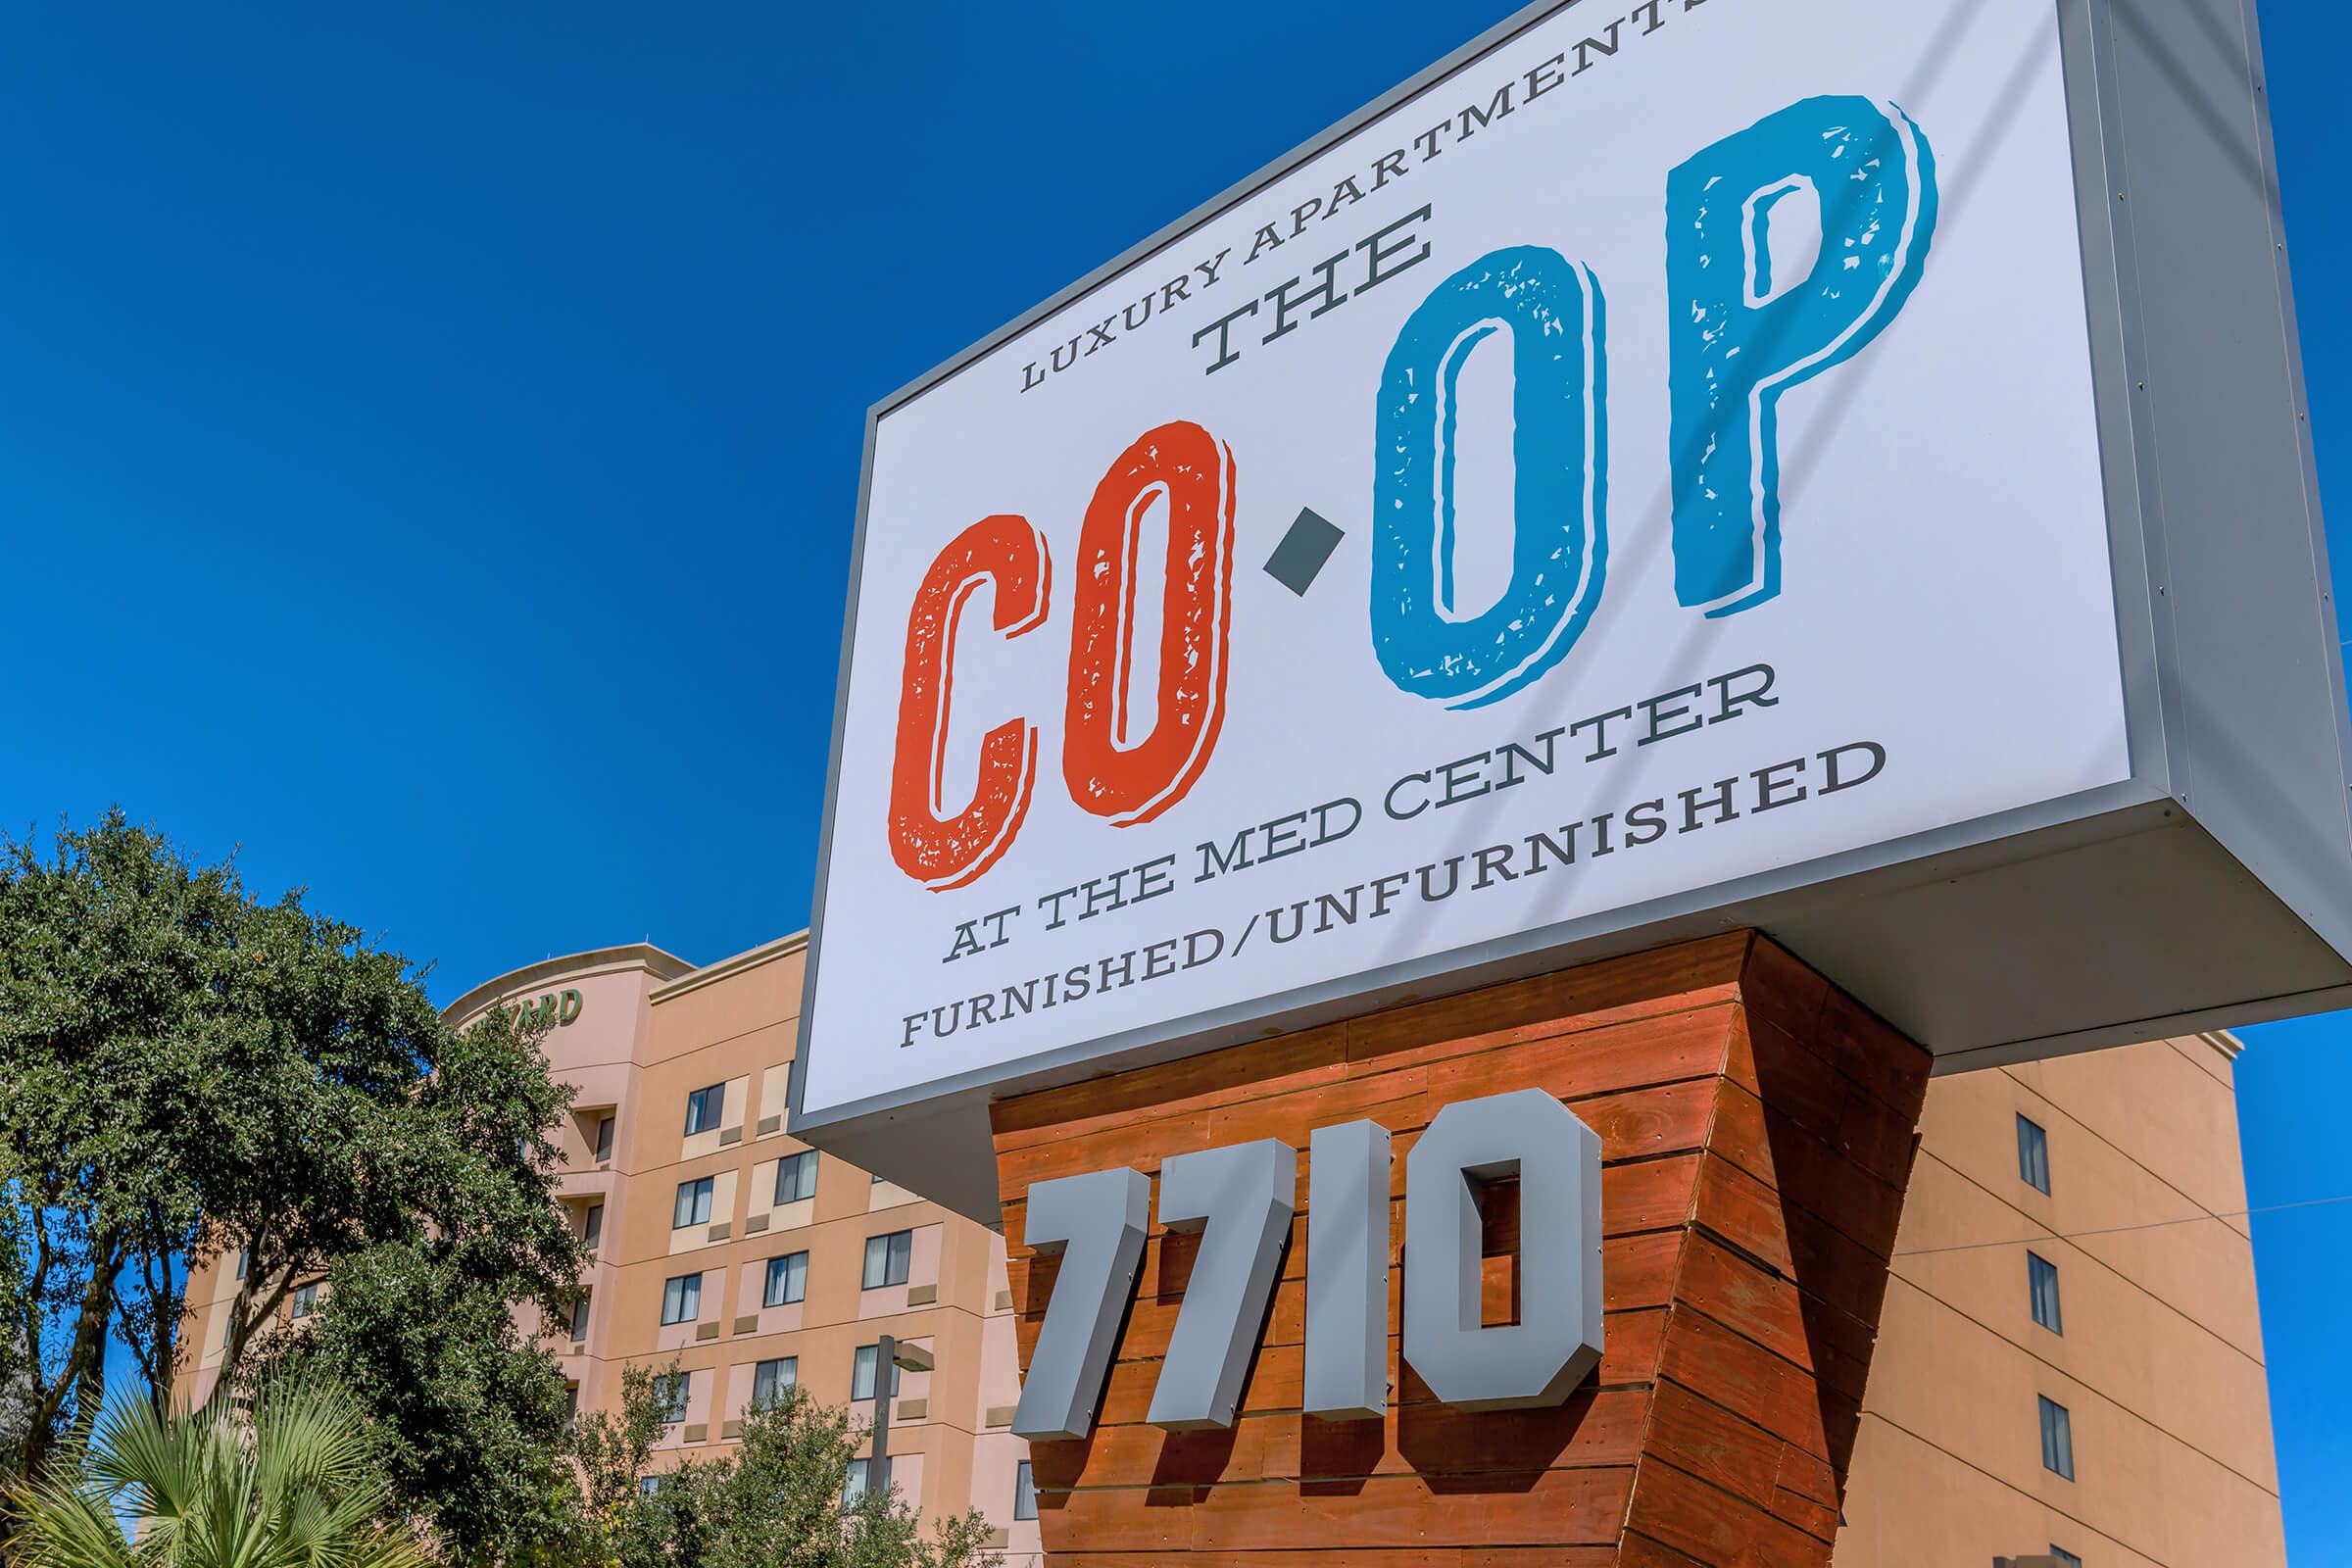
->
<box><xmin>2028</xmin><ymin>1250</ymin><xmax>2064</xmax><ymax>1335</ymax></box>
<box><xmin>2038</xmin><ymin>1394</ymin><xmax>2076</xmax><ymax>1480</ymax></box>
<box><xmin>1013</xmin><ymin>1458</ymin><xmax>1038</xmax><ymax>1521</ymax></box>
<box><xmin>2017</xmin><ymin>1112</ymin><xmax>2053</xmax><ymax>1195</ymax></box>
<box><xmin>752</xmin><ymin>1356</ymin><xmax>799</xmax><ymax>1408</ymax></box>
<box><xmin>660</xmin><ymin>1272</ymin><xmax>703</xmax><ymax>1326</ymax></box>
<box><xmin>290</xmin><ymin>1282</ymin><xmax>319</xmax><ymax>1320</ymax></box>
<box><xmin>775</xmin><ymin>1150</ymin><xmax>818</xmax><ymax>1205</ymax></box>
<box><xmin>594</xmin><ymin>1114</ymin><xmax>615</xmax><ymax>1161</ymax></box>
<box><xmin>673</xmin><ymin>1175</ymin><xmax>715</xmax><ymax>1230</ymax></box>
<box><xmin>684</xmin><ymin>1083</ymin><xmax>725</xmax><ymax>1137</ymax></box>
<box><xmin>843</xmin><ymin>1456</ymin><xmax>871</xmax><ymax>1510</ymax></box>
<box><xmin>569</xmin><ymin>1292</ymin><xmax>592</xmax><ymax>1342</ymax></box>
<box><xmin>582</xmin><ymin>1201</ymin><xmax>604</xmax><ymax>1250</ymax></box>
<box><xmin>851</xmin><ymin>1344</ymin><xmax>900</xmax><ymax>1402</ymax></box>
<box><xmin>654</xmin><ymin>1371</ymin><xmax>690</xmax><ymax>1426</ymax></box>
<box><xmin>763</xmin><ymin>1250</ymin><xmax>808</xmax><ymax>1309</ymax></box>
<box><xmin>863</xmin><ymin>1229</ymin><xmax>914</xmax><ymax>1290</ymax></box>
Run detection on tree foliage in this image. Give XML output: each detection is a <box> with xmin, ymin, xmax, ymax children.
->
<box><xmin>8</xmin><ymin>1377</ymin><xmax>428</xmax><ymax>1568</ymax></box>
<box><xmin>1</xmin><ymin>813</ymin><xmax>1009</xmax><ymax>1568</ymax></box>
<box><xmin>0</xmin><ymin>811</ymin><xmax>579</xmax><ymax>1514</ymax></box>
<box><xmin>253</xmin><ymin>1242</ymin><xmax>577</xmax><ymax>1564</ymax></box>
<box><xmin>559</xmin><ymin>1368</ymin><xmax>999</xmax><ymax>1568</ymax></box>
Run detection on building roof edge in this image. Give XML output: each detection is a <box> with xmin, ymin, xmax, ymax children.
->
<box><xmin>2198</xmin><ymin>1029</ymin><xmax>2245</xmax><ymax>1061</ymax></box>
<box><xmin>440</xmin><ymin>943</ymin><xmax>698</xmax><ymax>1025</ymax></box>
<box><xmin>649</xmin><ymin>930</ymin><xmax>811</xmax><ymax>1005</ymax></box>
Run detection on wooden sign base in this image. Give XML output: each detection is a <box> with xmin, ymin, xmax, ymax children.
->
<box><xmin>993</xmin><ymin>933</ymin><xmax>1932</xmax><ymax>1566</ymax></box>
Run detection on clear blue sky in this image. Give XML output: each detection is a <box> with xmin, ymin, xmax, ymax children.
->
<box><xmin>4</xmin><ymin>2</ymin><xmax>2345</xmax><ymax>1556</ymax></box>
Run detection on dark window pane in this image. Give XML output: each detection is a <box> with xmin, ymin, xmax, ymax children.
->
<box><xmin>1014</xmin><ymin>1460</ymin><xmax>1037</xmax><ymax>1521</ymax></box>
<box><xmin>863</xmin><ymin>1230</ymin><xmax>913</xmax><ymax>1290</ymax></box>
<box><xmin>764</xmin><ymin>1251</ymin><xmax>808</xmax><ymax>1308</ymax></box>
<box><xmin>852</xmin><ymin>1345</ymin><xmax>900</xmax><ymax>1402</ymax></box>
<box><xmin>2029</xmin><ymin>1252</ymin><xmax>2064</xmax><ymax>1335</ymax></box>
<box><xmin>2038</xmin><ymin>1395</ymin><xmax>2075</xmax><ymax>1480</ymax></box>
<box><xmin>2017</xmin><ymin>1113</ymin><xmax>2052</xmax><ymax>1195</ymax></box>
<box><xmin>674</xmin><ymin>1177</ymin><xmax>714</xmax><ymax>1229</ymax></box>
<box><xmin>776</xmin><ymin>1151</ymin><xmax>818</xmax><ymax>1205</ymax></box>
<box><xmin>753</xmin><ymin>1357</ymin><xmax>798</xmax><ymax>1407</ymax></box>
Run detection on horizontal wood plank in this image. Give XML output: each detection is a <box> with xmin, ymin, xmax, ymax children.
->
<box><xmin>993</xmin><ymin>932</ymin><xmax>1927</xmax><ymax>1568</ymax></box>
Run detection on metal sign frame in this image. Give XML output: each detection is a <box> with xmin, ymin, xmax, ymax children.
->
<box><xmin>793</xmin><ymin>0</ymin><xmax>2349</xmax><ymax>1220</ymax></box>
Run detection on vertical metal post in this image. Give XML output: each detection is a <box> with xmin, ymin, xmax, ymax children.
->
<box><xmin>871</xmin><ymin>1332</ymin><xmax>893</xmax><ymax>1494</ymax></box>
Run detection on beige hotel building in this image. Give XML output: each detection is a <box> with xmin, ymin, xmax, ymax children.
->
<box><xmin>178</xmin><ymin>934</ymin><xmax>2287</xmax><ymax>1566</ymax></box>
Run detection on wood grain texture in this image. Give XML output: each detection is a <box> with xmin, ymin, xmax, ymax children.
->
<box><xmin>992</xmin><ymin>933</ymin><xmax>1931</xmax><ymax>1565</ymax></box>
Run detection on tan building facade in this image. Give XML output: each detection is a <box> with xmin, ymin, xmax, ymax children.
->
<box><xmin>178</xmin><ymin>938</ymin><xmax>2282</xmax><ymax>1566</ymax></box>
<box><xmin>1836</xmin><ymin>1032</ymin><xmax>2286</xmax><ymax>1568</ymax></box>
<box><xmin>455</xmin><ymin>936</ymin><xmax>1042</xmax><ymax>1560</ymax></box>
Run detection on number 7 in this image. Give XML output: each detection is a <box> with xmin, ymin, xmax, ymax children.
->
<box><xmin>1148</xmin><ymin>1140</ymin><xmax>1298</xmax><ymax>1430</ymax></box>
<box><xmin>1010</xmin><ymin>1167</ymin><xmax>1150</xmax><ymax>1442</ymax></box>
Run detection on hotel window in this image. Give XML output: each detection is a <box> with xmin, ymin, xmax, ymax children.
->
<box><xmin>582</xmin><ymin>1201</ymin><xmax>604</xmax><ymax>1250</ymax></box>
<box><xmin>1013</xmin><ymin>1460</ymin><xmax>1037</xmax><ymax>1521</ymax></box>
<box><xmin>654</xmin><ymin>1372</ymin><xmax>689</xmax><ymax>1425</ymax></box>
<box><xmin>290</xmin><ymin>1282</ymin><xmax>319</xmax><ymax>1320</ymax></box>
<box><xmin>863</xmin><ymin>1230</ymin><xmax>913</xmax><ymax>1290</ymax></box>
<box><xmin>2029</xmin><ymin>1252</ymin><xmax>2064</xmax><ymax>1335</ymax></box>
<box><xmin>684</xmin><ymin>1083</ymin><xmax>724</xmax><ymax>1136</ymax></box>
<box><xmin>660</xmin><ymin>1272</ymin><xmax>702</xmax><ymax>1326</ymax></box>
<box><xmin>786</xmin><ymin>1054</ymin><xmax>807</xmax><ymax>1119</ymax></box>
<box><xmin>843</xmin><ymin>1457</ymin><xmax>871</xmax><ymax>1510</ymax></box>
<box><xmin>2038</xmin><ymin>1395</ymin><xmax>2076</xmax><ymax>1480</ymax></box>
<box><xmin>673</xmin><ymin>1176</ymin><xmax>715</xmax><ymax>1229</ymax></box>
<box><xmin>564</xmin><ymin>1385</ymin><xmax>578</xmax><ymax>1429</ymax></box>
<box><xmin>2050</xmin><ymin>1549</ymin><xmax>2082</xmax><ymax>1568</ymax></box>
<box><xmin>2017</xmin><ymin>1113</ymin><xmax>2052</xmax><ymax>1195</ymax></box>
<box><xmin>851</xmin><ymin>1345</ymin><xmax>900</xmax><ymax>1402</ymax></box>
<box><xmin>752</xmin><ymin>1356</ymin><xmax>798</xmax><ymax>1407</ymax></box>
<box><xmin>220</xmin><ymin>1315</ymin><xmax>233</xmax><ymax>1348</ymax></box>
<box><xmin>775</xmin><ymin>1151</ymin><xmax>819</xmax><ymax>1204</ymax></box>
<box><xmin>569</xmin><ymin>1292</ymin><xmax>592</xmax><ymax>1342</ymax></box>
<box><xmin>234</xmin><ymin>1249</ymin><xmax>248</xmax><ymax>1281</ymax></box>
<box><xmin>594</xmin><ymin>1115</ymin><xmax>615</xmax><ymax>1161</ymax></box>
<box><xmin>638</xmin><ymin>1475</ymin><xmax>662</xmax><ymax>1497</ymax></box>
<box><xmin>764</xmin><ymin>1251</ymin><xmax>808</xmax><ymax>1308</ymax></box>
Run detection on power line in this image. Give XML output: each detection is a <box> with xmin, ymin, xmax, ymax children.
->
<box><xmin>1894</xmin><ymin>1193</ymin><xmax>2352</xmax><ymax>1257</ymax></box>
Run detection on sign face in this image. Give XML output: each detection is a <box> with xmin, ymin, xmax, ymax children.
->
<box><xmin>798</xmin><ymin>0</ymin><xmax>2349</xmax><ymax>1204</ymax></box>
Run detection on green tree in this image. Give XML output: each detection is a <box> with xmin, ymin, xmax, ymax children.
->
<box><xmin>0</xmin><ymin>811</ymin><xmax>581</xmax><ymax>1522</ymax></box>
<box><xmin>7</xmin><ymin>1378</ymin><xmax>427</xmax><ymax>1568</ymax></box>
<box><xmin>560</xmin><ymin>1369</ymin><xmax>999</xmax><ymax>1568</ymax></box>
<box><xmin>254</xmin><ymin>1242</ymin><xmax>578</xmax><ymax>1563</ymax></box>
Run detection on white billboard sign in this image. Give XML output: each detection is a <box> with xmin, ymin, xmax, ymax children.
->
<box><xmin>798</xmin><ymin>0</ymin><xmax>2350</xmax><ymax>1210</ymax></box>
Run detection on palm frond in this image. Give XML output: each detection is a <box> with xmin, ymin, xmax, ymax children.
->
<box><xmin>9</xmin><ymin>1379</ymin><xmax>422</xmax><ymax>1568</ymax></box>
